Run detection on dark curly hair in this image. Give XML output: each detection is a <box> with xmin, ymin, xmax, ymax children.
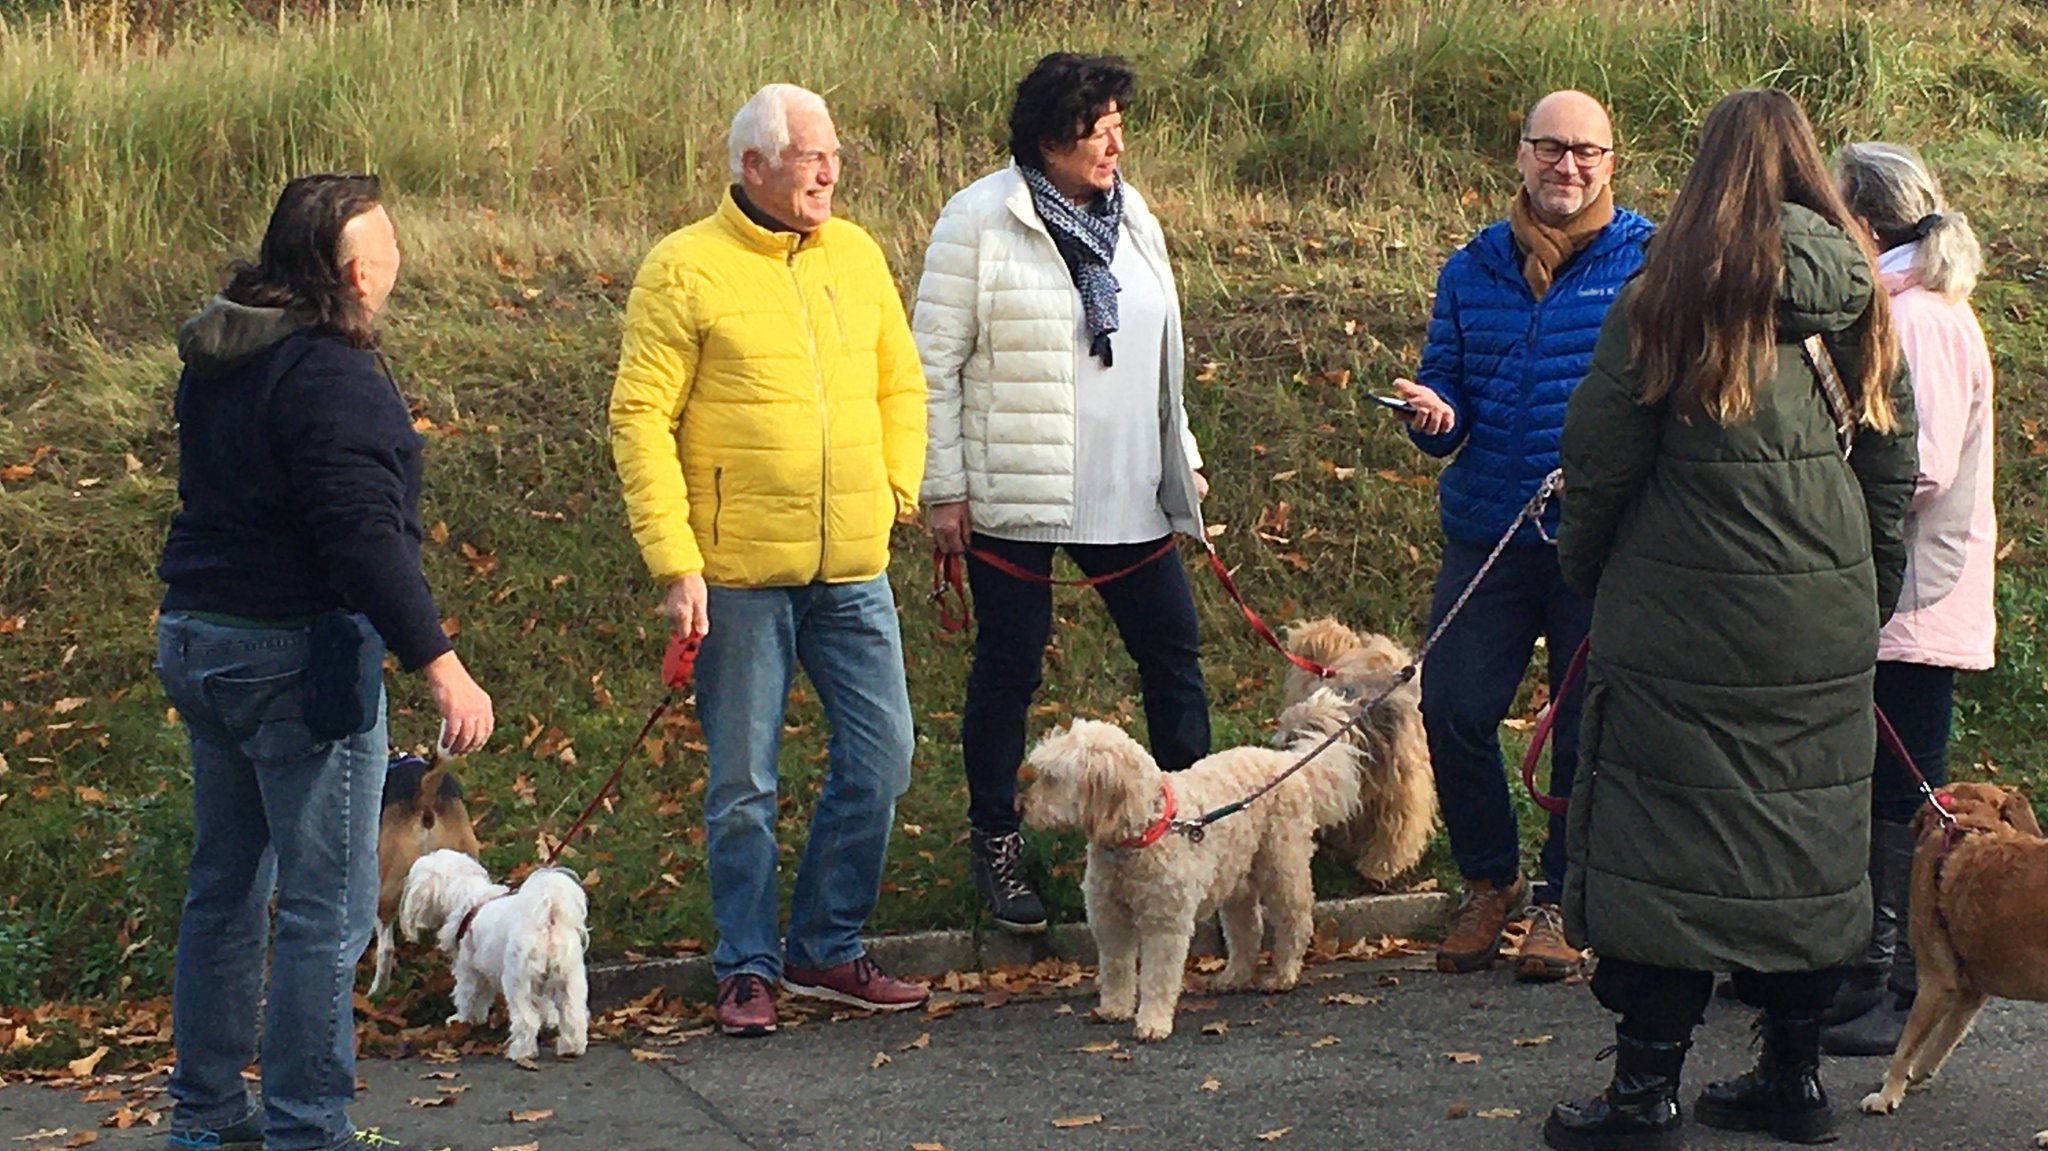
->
<box><xmin>222</xmin><ymin>172</ymin><xmax>386</xmax><ymax>348</ymax></box>
<box><xmin>1007</xmin><ymin>53</ymin><xmax>1134</xmax><ymax>171</ymax></box>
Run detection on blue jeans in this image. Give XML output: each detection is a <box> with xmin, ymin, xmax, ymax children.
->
<box><xmin>694</xmin><ymin>574</ymin><xmax>914</xmax><ymax>982</ymax></box>
<box><xmin>960</xmin><ymin>534</ymin><xmax>1209</xmax><ymax>834</ymax></box>
<box><xmin>1420</xmin><ymin>540</ymin><xmax>1590</xmax><ymax>905</ymax></box>
<box><xmin>155</xmin><ymin>614</ymin><xmax>386</xmax><ymax>1151</ymax></box>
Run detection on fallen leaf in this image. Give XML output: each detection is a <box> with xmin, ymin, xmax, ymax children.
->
<box><xmin>1513</xmin><ymin>1034</ymin><xmax>1555</xmax><ymax>1047</ymax></box>
<box><xmin>1478</xmin><ymin>1107</ymin><xmax>1521</xmax><ymax>1119</ymax></box>
<box><xmin>509</xmin><ymin>1109</ymin><xmax>552</xmax><ymax>1123</ymax></box>
<box><xmin>490</xmin><ymin>1144</ymin><xmax>539</xmax><ymax>1151</ymax></box>
<box><xmin>51</xmin><ymin>697</ymin><xmax>89</xmax><ymax>715</ymax></box>
<box><xmin>1446</xmin><ymin>1102</ymin><xmax>1470</xmax><ymax>1119</ymax></box>
<box><xmin>1309</xmin><ymin>1035</ymin><xmax>1340</xmax><ymax>1048</ymax></box>
<box><xmin>1200</xmin><ymin>1021</ymin><xmax>1228</xmax><ymax>1036</ymax></box>
<box><xmin>870</xmin><ymin>1051</ymin><xmax>891</xmax><ymax>1069</ymax></box>
<box><xmin>1200</xmin><ymin>1077</ymin><xmax>1220</xmax><ymax>1092</ymax></box>
<box><xmin>629</xmin><ymin>1049</ymin><xmax>675</xmax><ymax>1062</ymax></box>
<box><xmin>407</xmin><ymin>1096</ymin><xmax>455</xmax><ymax>1108</ymax></box>
<box><xmin>64</xmin><ymin>1135</ymin><xmax>97</xmax><ymax>1149</ymax></box>
<box><xmin>911</xmin><ymin>1144</ymin><xmax>949</xmax><ymax>1151</ymax></box>
<box><xmin>900</xmin><ymin>1032</ymin><xmax>931</xmax><ymax>1051</ymax></box>
<box><xmin>67</xmin><ymin>1046</ymin><xmax>109</xmax><ymax>1077</ymax></box>
<box><xmin>1321</xmin><ymin>992</ymin><xmax>1378</xmax><ymax>1006</ymax></box>
<box><xmin>1256</xmin><ymin>1128</ymin><xmax>1292</xmax><ymax>1142</ymax></box>
<box><xmin>1073</xmin><ymin>1039</ymin><xmax>1121</xmax><ymax>1054</ymax></box>
<box><xmin>13</xmin><ymin>1131</ymin><xmax>66</xmax><ymax>1143</ymax></box>
<box><xmin>1049</xmin><ymin>1115</ymin><xmax>1103</xmax><ymax>1129</ymax></box>
<box><xmin>1447</xmin><ymin>1051</ymin><xmax>1482</xmax><ymax>1064</ymax></box>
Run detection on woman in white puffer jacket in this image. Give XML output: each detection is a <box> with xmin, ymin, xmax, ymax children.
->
<box><xmin>913</xmin><ymin>52</ymin><xmax>1210</xmax><ymax>935</ymax></box>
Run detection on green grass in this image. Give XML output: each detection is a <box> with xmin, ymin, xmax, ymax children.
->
<box><xmin>1</xmin><ymin>0</ymin><xmax>2046</xmax><ymax>1016</ymax></box>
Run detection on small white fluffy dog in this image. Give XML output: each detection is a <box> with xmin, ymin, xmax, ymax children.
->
<box><xmin>398</xmin><ymin>849</ymin><xmax>590</xmax><ymax>1064</ymax></box>
<box><xmin>1021</xmin><ymin>690</ymin><xmax>1364</xmax><ymax>1041</ymax></box>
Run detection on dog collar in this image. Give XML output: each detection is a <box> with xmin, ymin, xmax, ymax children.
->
<box><xmin>454</xmin><ymin>892</ymin><xmax>509</xmax><ymax>945</ymax></box>
<box><xmin>1119</xmin><ymin>783</ymin><xmax>1177</xmax><ymax>850</ymax></box>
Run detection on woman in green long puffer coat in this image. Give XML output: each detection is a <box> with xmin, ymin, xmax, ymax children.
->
<box><xmin>1542</xmin><ymin>89</ymin><xmax>1918</xmax><ymax>1151</ymax></box>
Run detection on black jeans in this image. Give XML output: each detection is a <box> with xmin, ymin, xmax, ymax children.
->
<box><xmin>1592</xmin><ymin>957</ymin><xmax>1846</xmax><ymax>1044</ymax></box>
<box><xmin>1872</xmin><ymin>660</ymin><xmax>1955</xmax><ymax>826</ymax></box>
<box><xmin>960</xmin><ymin>533</ymin><xmax>1209</xmax><ymax>834</ymax></box>
<box><xmin>1420</xmin><ymin>539</ymin><xmax>1591</xmax><ymax>904</ymax></box>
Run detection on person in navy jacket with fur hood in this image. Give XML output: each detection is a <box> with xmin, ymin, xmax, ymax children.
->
<box><xmin>1390</xmin><ymin>90</ymin><xmax>1651</xmax><ymax>983</ymax></box>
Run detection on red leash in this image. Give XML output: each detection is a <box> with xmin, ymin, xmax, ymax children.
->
<box><xmin>538</xmin><ymin>629</ymin><xmax>698</xmax><ymax>868</ymax></box>
<box><xmin>930</xmin><ymin>540</ymin><xmax>1333</xmax><ymax>679</ymax></box>
<box><xmin>1521</xmin><ymin>639</ymin><xmax>1950</xmax><ymax>825</ymax></box>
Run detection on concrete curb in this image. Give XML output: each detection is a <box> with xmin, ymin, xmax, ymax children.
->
<box><xmin>586</xmin><ymin>891</ymin><xmax>1450</xmax><ymax>1008</ymax></box>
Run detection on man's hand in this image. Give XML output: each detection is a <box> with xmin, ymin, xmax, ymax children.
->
<box><xmin>664</xmin><ymin>574</ymin><xmax>710</xmax><ymax>638</ymax></box>
<box><xmin>422</xmin><ymin>650</ymin><xmax>494</xmax><ymax>756</ymax></box>
<box><xmin>926</xmin><ymin>501</ymin><xmax>971</xmax><ymax>555</ymax></box>
<box><xmin>1392</xmin><ymin>377</ymin><xmax>1456</xmax><ymax>437</ymax></box>
<box><xmin>1193</xmin><ymin>470</ymin><xmax>1210</xmax><ymax>500</ymax></box>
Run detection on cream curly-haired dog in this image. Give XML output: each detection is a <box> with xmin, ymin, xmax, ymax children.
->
<box><xmin>1278</xmin><ymin>618</ymin><xmax>1438</xmax><ymax>887</ymax></box>
<box><xmin>1021</xmin><ymin>690</ymin><xmax>1364</xmax><ymax>1041</ymax></box>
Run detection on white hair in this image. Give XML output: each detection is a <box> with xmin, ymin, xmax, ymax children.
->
<box><xmin>728</xmin><ymin>83</ymin><xmax>830</xmax><ymax>181</ymax></box>
<box><xmin>1836</xmin><ymin>141</ymin><xmax>1982</xmax><ymax>301</ymax></box>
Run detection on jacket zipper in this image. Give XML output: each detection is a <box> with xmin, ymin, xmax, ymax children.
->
<box><xmin>712</xmin><ymin>466</ymin><xmax>723</xmax><ymax>545</ymax></box>
<box><xmin>791</xmin><ymin>239</ymin><xmax>829</xmax><ymax>575</ymax></box>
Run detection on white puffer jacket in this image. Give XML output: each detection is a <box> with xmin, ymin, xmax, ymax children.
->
<box><xmin>913</xmin><ymin>165</ymin><xmax>1204</xmax><ymax>537</ymax></box>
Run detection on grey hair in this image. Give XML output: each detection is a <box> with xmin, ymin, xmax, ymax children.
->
<box><xmin>728</xmin><ymin>83</ymin><xmax>829</xmax><ymax>181</ymax></box>
<box><xmin>1836</xmin><ymin>141</ymin><xmax>1982</xmax><ymax>300</ymax></box>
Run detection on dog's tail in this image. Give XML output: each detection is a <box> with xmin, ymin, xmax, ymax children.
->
<box><xmin>525</xmin><ymin>869</ymin><xmax>591</xmax><ymax>979</ymax></box>
<box><xmin>1276</xmin><ymin>690</ymin><xmax>1365</xmax><ymax>829</ymax></box>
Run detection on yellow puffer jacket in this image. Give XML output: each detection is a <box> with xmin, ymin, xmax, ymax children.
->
<box><xmin>609</xmin><ymin>191</ymin><xmax>926</xmax><ymax>587</ymax></box>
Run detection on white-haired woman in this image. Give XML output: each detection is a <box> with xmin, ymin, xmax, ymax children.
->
<box><xmin>1820</xmin><ymin>142</ymin><xmax>1998</xmax><ymax>1057</ymax></box>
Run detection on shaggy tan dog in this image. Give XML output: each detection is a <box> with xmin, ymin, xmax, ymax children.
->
<box><xmin>1277</xmin><ymin>618</ymin><xmax>1438</xmax><ymax>886</ymax></box>
<box><xmin>1859</xmin><ymin>780</ymin><xmax>2046</xmax><ymax>1143</ymax></box>
<box><xmin>1021</xmin><ymin>690</ymin><xmax>1364</xmax><ymax>1041</ymax></box>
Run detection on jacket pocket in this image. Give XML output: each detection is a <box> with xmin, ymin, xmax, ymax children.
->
<box><xmin>712</xmin><ymin>467</ymin><xmax>724</xmax><ymax>546</ymax></box>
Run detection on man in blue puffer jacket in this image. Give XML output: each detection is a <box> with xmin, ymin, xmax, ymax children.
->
<box><xmin>1390</xmin><ymin>90</ymin><xmax>1651</xmax><ymax>982</ymax></box>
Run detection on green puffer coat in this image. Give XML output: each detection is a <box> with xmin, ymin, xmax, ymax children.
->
<box><xmin>1557</xmin><ymin>203</ymin><xmax>1918</xmax><ymax>974</ymax></box>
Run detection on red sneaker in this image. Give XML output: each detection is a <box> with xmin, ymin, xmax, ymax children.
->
<box><xmin>782</xmin><ymin>955</ymin><xmax>928</xmax><ymax>1011</ymax></box>
<box><xmin>712</xmin><ymin>973</ymin><xmax>777</xmax><ymax>1037</ymax></box>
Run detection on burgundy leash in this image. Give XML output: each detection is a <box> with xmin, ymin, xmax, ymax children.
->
<box><xmin>537</xmin><ymin>629</ymin><xmax>698</xmax><ymax>869</ymax></box>
<box><xmin>1520</xmin><ymin>638</ymin><xmax>1953</xmax><ymax>829</ymax></box>
<box><xmin>930</xmin><ymin>539</ymin><xmax>1335</xmax><ymax>679</ymax></box>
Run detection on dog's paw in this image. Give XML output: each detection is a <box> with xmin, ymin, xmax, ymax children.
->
<box><xmin>1257</xmin><ymin>971</ymin><xmax>1301</xmax><ymax>993</ymax></box>
<box><xmin>1132</xmin><ymin>1019</ymin><xmax>1173</xmax><ymax>1043</ymax></box>
<box><xmin>510</xmin><ymin>1054</ymin><xmax>541</xmax><ymax>1071</ymax></box>
<box><xmin>1205</xmin><ymin>969</ymin><xmax>1258</xmax><ymax>994</ymax></box>
<box><xmin>1859</xmin><ymin>1090</ymin><xmax>1899</xmax><ymax>1115</ymax></box>
<box><xmin>556</xmin><ymin>1037</ymin><xmax>587</xmax><ymax>1058</ymax></box>
<box><xmin>1088</xmin><ymin>1004</ymin><xmax>1134</xmax><ymax>1024</ymax></box>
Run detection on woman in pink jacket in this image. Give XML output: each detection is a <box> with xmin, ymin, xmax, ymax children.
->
<box><xmin>1824</xmin><ymin>142</ymin><xmax>1998</xmax><ymax>1056</ymax></box>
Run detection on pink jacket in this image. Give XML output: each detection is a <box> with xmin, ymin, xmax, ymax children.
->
<box><xmin>1877</xmin><ymin>248</ymin><xmax>1998</xmax><ymax>670</ymax></box>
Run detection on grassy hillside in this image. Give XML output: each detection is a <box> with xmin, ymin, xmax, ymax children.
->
<box><xmin>2</xmin><ymin>0</ymin><xmax>2045</xmax><ymax>1007</ymax></box>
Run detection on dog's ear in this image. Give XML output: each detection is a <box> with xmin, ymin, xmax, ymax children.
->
<box><xmin>2000</xmin><ymin>789</ymin><xmax>2044</xmax><ymax>837</ymax></box>
<box><xmin>1076</xmin><ymin>733</ymin><xmax>1144</xmax><ymax>845</ymax></box>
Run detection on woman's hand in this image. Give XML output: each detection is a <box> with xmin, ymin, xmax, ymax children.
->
<box><xmin>926</xmin><ymin>501</ymin><xmax>972</xmax><ymax>554</ymax></box>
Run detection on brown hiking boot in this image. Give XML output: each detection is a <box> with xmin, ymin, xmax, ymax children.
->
<box><xmin>1514</xmin><ymin>902</ymin><xmax>1583</xmax><ymax>983</ymax></box>
<box><xmin>712</xmin><ymin>973</ymin><xmax>777</xmax><ymax>1037</ymax></box>
<box><xmin>1436</xmin><ymin>874</ymin><xmax>1529</xmax><ymax>973</ymax></box>
<box><xmin>783</xmin><ymin>955</ymin><xmax>929</xmax><ymax>1011</ymax></box>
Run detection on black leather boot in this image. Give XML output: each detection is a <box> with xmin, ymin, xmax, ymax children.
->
<box><xmin>1544</xmin><ymin>1032</ymin><xmax>1689</xmax><ymax>1151</ymax></box>
<box><xmin>1696</xmin><ymin>1015</ymin><xmax>1837</xmax><ymax>1143</ymax></box>
<box><xmin>1824</xmin><ymin>819</ymin><xmax>1918</xmax><ymax>1055</ymax></box>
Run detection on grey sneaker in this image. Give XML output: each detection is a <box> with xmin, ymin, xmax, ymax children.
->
<box><xmin>969</xmin><ymin>829</ymin><xmax>1047</xmax><ymax>934</ymax></box>
<box><xmin>166</xmin><ymin>1112</ymin><xmax>263</xmax><ymax>1151</ymax></box>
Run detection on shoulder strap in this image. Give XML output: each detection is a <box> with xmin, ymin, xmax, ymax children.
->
<box><xmin>1802</xmin><ymin>333</ymin><xmax>1856</xmax><ymax>459</ymax></box>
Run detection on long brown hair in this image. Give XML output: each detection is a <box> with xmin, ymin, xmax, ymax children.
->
<box><xmin>223</xmin><ymin>173</ymin><xmax>385</xmax><ymax>348</ymax></box>
<box><xmin>1628</xmin><ymin>89</ymin><xmax>1898</xmax><ymax>432</ymax></box>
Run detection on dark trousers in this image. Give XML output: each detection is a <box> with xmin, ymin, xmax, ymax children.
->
<box><xmin>1592</xmin><ymin>957</ymin><xmax>1846</xmax><ymax>1044</ymax></box>
<box><xmin>961</xmin><ymin>533</ymin><xmax>1210</xmax><ymax>834</ymax></box>
<box><xmin>1421</xmin><ymin>539</ymin><xmax>1591</xmax><ymax>904</ymax></box>
<box><xmin>1872</xmin><ymin>660</ymin><xmax>1955</xmax><ymax>825</ymax></box>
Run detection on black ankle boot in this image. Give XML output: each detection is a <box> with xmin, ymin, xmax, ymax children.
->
<box><xmin>1543</xmin><ymin>1032</ymin><xmax>1689</xmax><ymax>1151</ymax></box>
<box><xmin>1696</xmin><ymin>1016</ymin><xmax>1837</xmax><ymax>1143</ymax></box>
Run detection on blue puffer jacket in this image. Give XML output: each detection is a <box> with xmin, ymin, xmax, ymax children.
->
<box><xmin>1410</xmin><ymin>209</ymin><xmax>1653</xmax><ymax>545</ymax></box>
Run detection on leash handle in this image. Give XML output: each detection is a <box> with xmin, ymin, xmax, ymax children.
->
<box><xmin>662</xmin><ymin>630</ymin><xmax>701</xmax><ymax>690</ymax></box>
<box><xmin>1519</xmin><ymin>638</ymin><xmax>1588</xmax><ymax>816</ymax></box>
<box><xmin>930</xmin><ymin>551</ymin><xmax>971</xmax><ymax>634</ymax></box>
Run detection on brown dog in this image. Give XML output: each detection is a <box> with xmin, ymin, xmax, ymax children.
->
<box><xmin>370</xmin><ymin>752</ymin><xmax>483</xmax><ymax>996</ymax></box>
<box><xmin>1859</xmin><ymin>780</ymin><xmax>2045</xmax><ymax>1141</ymax></box>
<box><xmin>1278</xmin><ymin>618</ymin><xmax>1438</xmax><ymax>887</ymax></box>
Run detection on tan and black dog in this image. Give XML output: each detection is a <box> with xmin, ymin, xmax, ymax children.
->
<box><xmin>370</xmin><ymin>752</ymin><xmax>483</xmax><ymax>996</ymax></box>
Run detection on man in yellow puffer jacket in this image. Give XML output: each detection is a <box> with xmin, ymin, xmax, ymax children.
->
<box><xmin>608</xmin><ymin>83</ymin><xmax>927</xmax><ymax>1038</ymax></box>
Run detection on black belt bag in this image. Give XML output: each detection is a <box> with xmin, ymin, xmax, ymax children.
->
<box><xmin>305</xmin><ymin>610</ymin><xmax>385</xmax><ymax>740</ymax></box>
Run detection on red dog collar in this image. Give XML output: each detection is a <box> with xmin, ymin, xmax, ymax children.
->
<box><xmin>1119</xmin><ymin>783</ymin><xmax>1177</xmax><ymax>850</ymax></box>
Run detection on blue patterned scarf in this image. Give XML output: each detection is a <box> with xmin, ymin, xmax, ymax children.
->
<box><xmin>1021</xmin><ymin>164</ymin><xmax>1124</xmax><ymax>366</ymax></box>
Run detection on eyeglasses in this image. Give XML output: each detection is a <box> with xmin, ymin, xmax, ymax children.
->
<box><xmin>1523</xmin><ymin>137</ymin><xmax>1614</xmax><ymax>165</ymax></box>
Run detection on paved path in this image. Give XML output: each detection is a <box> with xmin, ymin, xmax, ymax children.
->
<box><xmin>7</xmin><ymin>959</ymin><xmax>2044</xmax><ymax>1149</ymax></box>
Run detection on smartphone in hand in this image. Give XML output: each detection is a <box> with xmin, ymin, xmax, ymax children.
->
<box><xmin>1369</xmin><ymin>393</ymin><xmax>1415</xmax><ymax>413</ymax></box>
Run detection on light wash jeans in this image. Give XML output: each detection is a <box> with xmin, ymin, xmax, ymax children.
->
<box><xmin>695</xmin><ymin>574</ymin><xmax>914</xmax><ymax>982</ymax></box>
<box><xmin>155</xmin><ymin>613</ymin><xmax>385</xmax><ymax>1151</ymax></box>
